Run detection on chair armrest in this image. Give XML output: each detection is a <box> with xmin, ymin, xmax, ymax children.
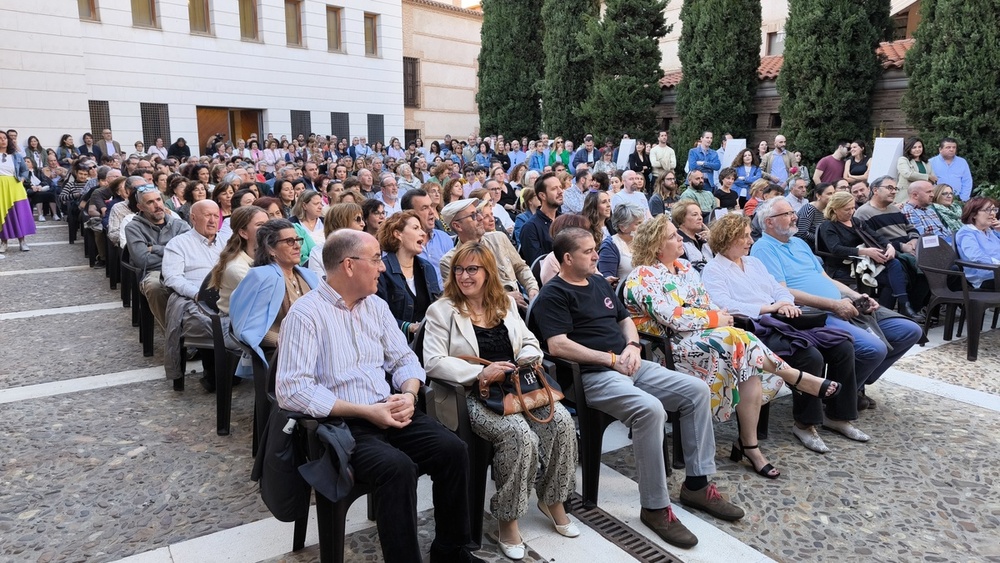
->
<box><xmin>920</xmin><ymin>264</ymin><xmax>965</xmax><ymax>277</ymax></box>
<box><xmin>955</xmin><ymin>259</ymin><xmax>1000</xmax><ymax>276</ymax></box>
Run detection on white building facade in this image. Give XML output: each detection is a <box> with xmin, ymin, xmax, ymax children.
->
<box><xmin>0</xmin><ymin>0</ymin><xmax>405</xmax><ymax>154</ymax></box>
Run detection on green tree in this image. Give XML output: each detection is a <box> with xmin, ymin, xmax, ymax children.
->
<box><xmin>578</xmin><ymin>0</ymin><xmax>669</xmax><ymax>142</ymax></box>
<box><xmin>902</xmin><ymin>0</ymin><xmax>1000</xmax><ymax>186</ymax></box>
<box><xmin>540</xmin><ymin>0</ymin><xmax>599</xmax><ymax>140</ymax></box>
<box><xmin>776</xmin><ymin>0</ymin><xmax>892</xmax><ymax>165</ymax></box>
<box><xmin>672</xmin><ymin>0</ymin><xmax>761</xmax><ymax>155</ymax></box>
<box><xmin>476</xmin><ymin>0</ymin><xmax>543</xmax><ymax>139</ymax></box>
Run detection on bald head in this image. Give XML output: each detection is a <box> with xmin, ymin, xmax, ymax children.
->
<box><xmin>908</xmin><ymin>180</ymin><xmax>935</xmax><ymax>208</ymax></box>
<box><xmin>190</xmin><ymin>200</ymin><xmax>220</xmax><ymax>238</ymax></box>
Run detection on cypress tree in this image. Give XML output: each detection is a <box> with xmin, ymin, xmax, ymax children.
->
<box><xmin>672</xmin><ymin>0</ymin><xmax>761</xmax><ymax>154</ymax></box>
<box><xmin>902</xmin><ymin>0</ymin><xmax>1000</xmax><ymax>185</ymax></box>
<box><xmin>577</xmin><ymin>0</ymin><xmax>669</xmax><ymax>142</ymax></box>
<box><xmin>540</xmin><ymin>0</ymin><xmax>599</xmax><ymax>141</ymax></box>
<box><xmin>476</xmin><ymin>0</ymin><xmax>543</xmax><ymax>140</ymax></box>
<box><xmin>776</xmin><ymin>0</ymin><xmax>892</xmax><ymax>165</ymax></box>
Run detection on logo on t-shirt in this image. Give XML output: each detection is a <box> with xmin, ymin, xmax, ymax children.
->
<box><xmin>604</xmin><ymin>297</ymin><xmax>615</xmax><ymax>309</ymax></box>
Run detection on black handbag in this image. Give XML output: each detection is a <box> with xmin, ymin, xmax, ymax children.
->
<box><xmin>772</xmin><ymin>306</ymin><xmax>828</xmax><ymax>330</ymax></box>
<box><xmin>460</xmin><ymin>356</ymin><xmax>564</xmax><ymax>423</ymax></box>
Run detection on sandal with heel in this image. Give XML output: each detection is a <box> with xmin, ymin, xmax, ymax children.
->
<box><xmin>729</xmin><ymin>439</ymin><xmax>780</xmax><ymax>479</ymax></box>
<box><xmin>788</xmin><ymin>369</ymin><xmax>840</xmax><ymax>399</ymax></box>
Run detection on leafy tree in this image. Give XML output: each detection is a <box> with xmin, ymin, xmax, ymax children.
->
<box><xmin>776</xmin><ymin>0</ymin><xmax>892</xmax><ymax>165</ymax></box>
<box><xmin>578</xmin><ymin>0</ymin><xmax>669</xmax><ymax>142</ymax></box>
<box><xmin>902</xmin><ymin>0</ymin><xmax>1000</xmax><ymax>185</ymax></box>
<box><xmin>672</xmin><ymin>0</ymin><xmax>761</xmax><ymax>154</ymax></box>
<box><xmin>540</xmin><ymin>0</ymin><xmax>599</xmax><ymax>140</ymax></box>
<box><xmin>477</xmin><ymin>0</ymin><xmax>543</xmax><ymax>139</ymax></box>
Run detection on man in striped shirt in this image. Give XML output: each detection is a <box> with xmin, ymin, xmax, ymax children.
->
<box><xmin>275</xmin><ymin>229</ymin><xmax>483</xmax><ymax>563</ymax></box>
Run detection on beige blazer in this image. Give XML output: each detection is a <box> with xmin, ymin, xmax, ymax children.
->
<box><xmin>422</xmin><ymin>295</ymin><xmax>542</xmax><ymax>430</ymax></box>
<box><xmin>896</xmin><ymin>157</ymin><xmax>935</xmax><ymax>202</ymax></box>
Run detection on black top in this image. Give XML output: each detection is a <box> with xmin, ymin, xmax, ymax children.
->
<box><xmin>629</xmin><ymin>151</ymin><xmax>653</xmax><ymax>179</ymax></box>
<box><xmin>849</xmin><ymin>156</ymin><xmax>870</xmax><ymax>177</ymax></box>
<box><xmin>714</xmin><ymin>188</ymin><xmax>739</xmax><ymax>210</ymax></box>
<box><xmin>473</xmin><ymin>322</ymin><xmax>515</xmax><ymax>363</ymax></box>
<box><xmin>532</xmin><ymin>274</ymin><xmax>627</xmax><ymax>372</ymax></box>
<box><xmin>817</xmin><ymin>219</ymin><xmax>891</xmax><ymax>275</ymax></box>
<box><xmin>410</xmin><ymin>265</ymin><xmax>431</xmax><ymax>323</ymax></box>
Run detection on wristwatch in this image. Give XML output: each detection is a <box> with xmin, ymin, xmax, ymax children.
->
<box><xmin>627</xmin><ymin>341</ymin><xmax>642</xmax><ymax>350</ymax></box>
<box><xmin>405</xmin><ymin>390</ymin><xmax>419</xmax><ymax>406</ymax></box>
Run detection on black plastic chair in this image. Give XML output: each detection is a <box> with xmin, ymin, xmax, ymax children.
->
<box><xmin>119</xmin><ymin>249</ymin><xmax>154</xmax><ymax>355</ymax></box>
<box><xmin>530</xmin><ymin>253</ymin><xmax>547</xmax><ymax>288</ymax></box>
<box><xmin>108</xmin><ymin>238</ymin><xmax>120</xmax><ymax>290</ymax></box>
<box><xmin>918</xmin><ymin>236</ymin><xmax>1000</xmax><ymax>361</ymax></box>
<box><xmin>410</xmin><ymin>324</ymin><xmax>490</xmax><ymax>548</ymax></box>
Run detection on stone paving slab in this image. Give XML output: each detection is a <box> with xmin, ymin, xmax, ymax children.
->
<box><xmin>0</xmin><ymin>308</ymin><xmax>163</xmax><ymax>388</ymax></box>
<box><xmin>895</xmin><ymin>328</ymin><xmax>1000</xmax><ymax>397</ymax></box>
<box><xmin>257</xmin><ymin>511</ymin><xmax>546</xmax><ymax>563</ymax></box>
<box><xmin>603</xmin><ymin>382</ymin><xmax>1000</xmax><ymax>563</ymax></box>
<box><xmin>0</xmin><ymin>267</ymin><xmax>114</xmax><ymax>313</ymax></box>
<box><xmin>0</xmin><ymin>380</ymin><xmax>262</xmax><ymax>563</ymax></box>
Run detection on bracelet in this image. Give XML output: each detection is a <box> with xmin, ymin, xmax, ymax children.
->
<box><xmin>405</xmin><ymin>390</ymin><xmax>419</xmax><ymax>406</ymax></box>
<box><xmin>610</xmin><ymin>352</ymin><xmax>617</xmax><ymax>367</ymax></box>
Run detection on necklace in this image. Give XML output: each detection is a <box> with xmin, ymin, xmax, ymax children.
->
<box><xmin>286</xmin><ymin>272</ymin><xmax>302</xmax><ymax>296</ymax></box>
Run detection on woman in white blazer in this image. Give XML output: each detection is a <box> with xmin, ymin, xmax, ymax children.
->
<box><xmin>422</xmin><ymin>242</ymin><xmax>579</xmax><ymax>560</ymax></box>
<box><xmin>895</xmin><ymin>136</ymin><xmax>937</xmax><ymax>203</ymax></box>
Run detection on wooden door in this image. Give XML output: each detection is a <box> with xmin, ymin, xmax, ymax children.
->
<box><xmin>196</xmin><ymin>107</ymin><xmax>230</xmax><ymax>154</ymax></box>
<box><xmin>233</xmin><ymin>110</ymin><xmax>261</xmax><ymax>143</ymax></box>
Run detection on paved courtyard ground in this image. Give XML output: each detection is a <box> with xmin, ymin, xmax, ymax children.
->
<box><xmin>2</xmin><ymin>222</ymin><xmax>998</xmax><ymax>563</ymax></box>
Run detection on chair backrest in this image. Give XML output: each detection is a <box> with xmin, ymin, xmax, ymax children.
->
<box><xmin>410</xmin><ymin>322</ymin><xmax>426</xmax><ymax>365</ymax></box>
<box><xmin>198</xmin><ymin>273</ymin><xmax>221</xmax><ymax>313</ymax></box>
<box><xmin>916</xmin><ymin>235</ymin><xmax>958</xmax><ymax>293</ymax></box>
<box><xmin>530</xmin><ymin>253</ymin><xmax>547</xmax><ymax>287</ymax></box>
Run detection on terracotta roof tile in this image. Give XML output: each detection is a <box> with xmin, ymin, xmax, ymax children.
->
<box><xmin>403</xmin><ymin>0</ymin><xmax>482</xmax><ymax>17</ymax></box>
<box><xmin>660</xmin><ymin>38</ymin><xmax>915</xmax><ymax>88</ymax></box>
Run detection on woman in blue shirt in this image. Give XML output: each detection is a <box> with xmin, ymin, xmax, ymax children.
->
<box><xmin>956</xmin><ymin>197</ymin><xmax>1000</xmax><ymax>291</ymax></box>
<box><xmin>730</xmin><ymin>148</ymin><xmax>762</xmax><ymax>208</ymax></box>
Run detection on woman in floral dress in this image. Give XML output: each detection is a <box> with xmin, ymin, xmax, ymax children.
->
<box><xmin>621</xmin><ymin>215</ymin><xmax>840</xmax><ymax>478</ymax></box>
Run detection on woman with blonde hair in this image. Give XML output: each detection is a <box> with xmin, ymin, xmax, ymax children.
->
<box><xmin>622</xmin><ymin>214</ymin><xmax>840</xmax><ymax>477</ymax></box>
<box><xmin>423</xmin><ymin>242</ymin><xmax>579</xmax><ymax>559</ymax></box>
<box><xmin>306</xmin><ymin>202</ymin><xmax>365</xmax><ymax>275</ymax></box>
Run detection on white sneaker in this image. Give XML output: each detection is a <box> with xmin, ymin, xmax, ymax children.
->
<box><xmin>19</xmin><ymin>241</ymin><xmax>30</xmax><ymax>252</ymax></box>
<box><xmin>37</xmin><ymin>215</ymin><xmax>46</xmax><ymax>222</ymax></box>
<box><xmin>0</xmin><ymin>241</ymin><xmax>7</xmax><ymax>253</ymax></box>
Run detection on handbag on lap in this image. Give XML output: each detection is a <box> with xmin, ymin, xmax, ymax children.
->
<box><xmin>459</xmin><ymin>356</ymin><xmax>564</xmax><ymax>424</ymax></box>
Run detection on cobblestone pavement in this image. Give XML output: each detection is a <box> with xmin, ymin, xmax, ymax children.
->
<box><xmin>2</xmin><ymin>222</ymin><xmax>998</xmax><ymax>563</ymax></box>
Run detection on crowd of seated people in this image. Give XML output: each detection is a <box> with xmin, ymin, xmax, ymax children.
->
<box><xmin>10</xmin><ymin>125</ymin><xmax>996</xmax><ymax>561</ymax></box>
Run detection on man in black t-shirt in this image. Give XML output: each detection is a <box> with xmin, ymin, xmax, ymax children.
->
<box><xmin>531</xmin><ymin>228</ymin><xmax>744</xmax><ymax>549</ymax></box>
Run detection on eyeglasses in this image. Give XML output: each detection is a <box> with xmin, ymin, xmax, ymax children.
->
<box><xmin>277</xmin><ymin>236</ymin><xmax>305</xmax><ymax>246</ymax></box>
<box><xmin>136</xmin><ymin>184</ymin><xmax>158</xmax><ymax>193</ymax></box>
<box><xmin>453</xmin><ymin>265</ymin><xmax>482</xmax><ymax>277</ymax></box>
<box><xmin>454</xmin><ymin>211</ymin><xmax>482</xmax><ymax>223</ymax></box>
<box><xmin>880</xmin><ymin>185</ymin><xmax>900</xmax><ymax>192</ymax></box>
<box><xmin>353</xmin><ymin>215</ymin><xmax>365</xmax><ymax>224</ymax></box>
<box><xmin>340</xmin><ymin>255</ymin><xmax>382</xmax><ymax>266</ymax></box>
<box><xmin>980</xmin><ymin>207</ymin><xmax>998</xmax><ymax>215</ymax></box>
<box><xmin>771</xmin><ymin>211</ymin><xmax>797</xmax><ymax>219</ymax></box>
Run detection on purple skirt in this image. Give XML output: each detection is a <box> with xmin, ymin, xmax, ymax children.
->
<box><xmin>0</xmin><ymin>175</ymin><xmax>37</xmax><ymax>240</ymax></box>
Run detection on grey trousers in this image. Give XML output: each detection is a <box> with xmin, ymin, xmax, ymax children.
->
<box><xmin>164</xmin><ymin>293</ymin><xmax>213</xmax><ymax>380</ymax></box>
<box><xmin>580</xmin><ymin>360</ymin><xmax>715</xmax><ymax>510</ymax></box>
<box><xmin>139</xmin><ymin>271</ymin><xmax>170</xmax><ymax>331</ymax></box>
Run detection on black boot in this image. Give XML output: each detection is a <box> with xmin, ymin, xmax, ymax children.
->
<box><xmin>900</xmin><ymin>302</ymin><xmax>925</xmax><ymax>323</ymax></box>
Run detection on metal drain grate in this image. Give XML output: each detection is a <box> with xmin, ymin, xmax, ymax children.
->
<box><xmin>565</xmin><ymin>493</ymin><xmax>682</xmax><ymax>562</ymax></box>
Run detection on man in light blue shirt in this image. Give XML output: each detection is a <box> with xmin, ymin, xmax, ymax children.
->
<box><xmin>402</xmin><ymin>188</ymin><xmax>453</xmax><ymax>291</ymax></box>
<box><xmin>686</xmin><ymin>131</ymin><xmax>721</xmax><ymax>189</ymax></box>
<box><xmin>507</xmin><ymin>140</ymin><xmax>526</xmax><ymax>173</ymax></box>
<box><xmin>928</xmin><ymin>137</ymin><xmax>973</xmax><ymax>201</ymax></box>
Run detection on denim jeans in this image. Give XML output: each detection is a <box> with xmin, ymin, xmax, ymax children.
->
<box><xmin>825</xmin><ymin>315</ymin><xmax>922</xmax><ymax>390</ymax></box>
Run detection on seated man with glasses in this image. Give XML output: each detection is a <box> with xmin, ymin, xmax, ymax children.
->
<box><xmin>751</xmin><ymin>197</ymin><xmax>921</xmax><ymax>413</ymax></box>
<box><xmin>439</xmin><ymin>198</ymin><xmax>538</xmax><ymax>310</ymax></box>
<box><xmin>161</xmin><ymin>199</ymin><xmax>231</xmax><ymax>389</ymax></box>
<box><xmin>276</xmin><ymin>229</ymin><xmax>484</xmax><ymax>563</ymax></box>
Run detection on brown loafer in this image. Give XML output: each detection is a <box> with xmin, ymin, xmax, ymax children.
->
<box><xmin>679</xmin><ymin>483</ymin><xmax>745</xmax><ymax>521</ymax></box>
<box><xmin>640</xmin><ymin>506</ymin><xmax>698</xmax><ymax>548</ymax></box>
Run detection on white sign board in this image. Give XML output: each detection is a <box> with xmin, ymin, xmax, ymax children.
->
<box><xmin>616</xmin><ymin>139</ymin><xmax>636</xmax><ymax>169</ymax></box>
<box><xmin>719</xmin><ymin>139</ymin><xmax>746</xmax><ymax>170</ymax></box>
<box><xmin>870</xmin><ymin>138</ymin><xmax>904</xmax><ymax>180</ymax></box>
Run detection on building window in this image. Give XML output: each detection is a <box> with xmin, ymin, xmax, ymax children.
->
<box><xmin>364</xmin><ymin>13</ymin><xmax>379</xmax><ymax>56</ymax></box>
<box><xmin>403</xmin><ymin>57</ymin><xmax>420</xmax><ymax>108</ymax></box>
<box><xmin>367</xmin><ymin>114</ymin><xmax>384</xmax><ymax>145</ymax></box>
<box><xmin>78</xmin><ymin>0</ymin><xmax>99</xmax><ymax>21</ymax></box>
<box><xmin>131</xmin><ymin>0</ymin><xmax>157</xmax><ymax>28</ymax></box>
<box><xmin>326</xmin><ymin>6</ymin><xmax>343</xmax><ymax>52</ymax></box>
<box><xmin>330</xmin><ymin>112</ymin><xmax>350</xmax><ymax>140</ymax></box>
<box><xmin>291</xmin><ymin>110</ymin><xmax>312</xmax><ymax>140</ymax></box>
<box><xmin>88</xmin><ymin>101</ymin><xmax>112</xmax><ymax>141</ymax></box>
<box><xmin>892</xmin><ymin>14</ymin><xmax>909</xmax><ymax>40</ymax></box>
<box><xmin>286</xmin><ymin>0</ymin><xmax>303</xmax><ymax>46</ymax></box>
<box><xmin>404</xmin><ymin>129</ymin><xmax>420</xmax><ymax>147</ymax></box>
<box><xmin>769</xmin><ymin>113</ymin><xmax>782</xmax><ymax>128</ymax></box>
<box><xmin>766</xmin><ymin>32</ymin><xmax>784</xmax><ymax>56</ymax></box>
<box><xmin>189</xmin><ymin>0</ymin><xmax>210</xmax><ymax>34</ymax></box>
<box><xmin>239</xmin><ymin>0</ymin><xmax>259</xmax><ymax>40</ymax></box>
<box><xmin>140</xmin><ymin>103</ymin><xmax>171</xmax><ymax>149</ymax></box>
